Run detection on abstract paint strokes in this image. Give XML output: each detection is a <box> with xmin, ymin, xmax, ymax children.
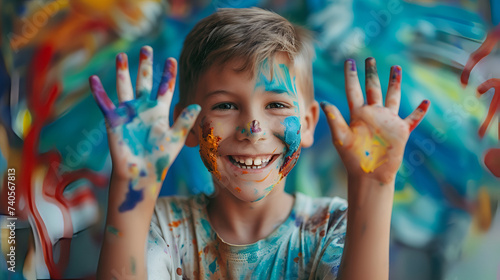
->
<box><xmin>460</xmin><ymin>24</ymin><xmax>500</xmax><ymax>178</ymax></box>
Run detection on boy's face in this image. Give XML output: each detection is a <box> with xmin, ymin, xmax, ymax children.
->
<box><xmin>183</xmin><ymin>52</ymin><xmax>318</xmax><ymax>202</ymax></box>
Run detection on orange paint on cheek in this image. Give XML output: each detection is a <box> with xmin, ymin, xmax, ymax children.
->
<box><xmin>235</xmin><ymin>187</ymin><xmax>242</xmax><ymax>193</ymax></box>
<box><xmin>199</xmin><ymin>125</ymin><xmax>221</xmax><ymax>179</ymax></box>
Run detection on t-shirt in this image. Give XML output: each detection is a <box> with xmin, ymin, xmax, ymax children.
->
<box><xmin>146</xmin><ymin>192</ymin><xmax>348</xmax><ymax>280</ymax></box>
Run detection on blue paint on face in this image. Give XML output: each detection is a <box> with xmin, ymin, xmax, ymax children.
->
<box><xmin>118</xmin><ymin>181</ymin><xmax>144</xmax><ymax>212</ymax></box>
<box><xmin>255</xmin><ymin>60</ymin><xmax>297</xmax><ymax>97</ymax></box>
<box><xmin>293</xmin><ymin>101</ymin><xmax>300</xmax><ymax>114</ymax></box>
<box><xmin>276</xmin><ymin>116</ymin><xmax>301</xmax><ymax>159</ymax></box>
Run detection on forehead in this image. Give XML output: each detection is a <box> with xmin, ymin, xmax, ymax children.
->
<box><xmin>194</xmin><ymin>53</ymin><xmax>304</xmax><ymax>100</ymax></box>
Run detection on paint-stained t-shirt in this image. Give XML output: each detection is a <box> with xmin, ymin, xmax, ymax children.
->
<box><xmin>146</xmin><ymin>192</ymin><xmax>347</xmax><ymax>280</ymax></box>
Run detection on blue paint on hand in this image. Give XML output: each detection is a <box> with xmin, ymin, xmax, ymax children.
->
<box><xmin>118</xmin><ymin>181</ymin><xmax>144</xmax><ymax>212</ymax></box>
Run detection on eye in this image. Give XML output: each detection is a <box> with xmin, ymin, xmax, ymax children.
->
<box><xmin>266</xmin><ymin>102</ymin><xmax>287</xmax><ymax>109</ymax></box>
<box><xmin>212</xmin><ymin>103</ymin><xmax>236</xmax><ymax>110</ymax></box>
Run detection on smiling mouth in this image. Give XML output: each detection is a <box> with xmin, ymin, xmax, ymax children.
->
<box><xmin>228</xmin><ymin>154</ymin><xmax>280</xmax><ymax>170</ymax></box>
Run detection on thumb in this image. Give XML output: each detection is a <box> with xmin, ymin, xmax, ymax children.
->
<box><xmin>171</xmin><ymin>104</ymin><xmax>202</xmax><ymax>144</ymax></box>
<box><xmin>320</xmin><ymin>101</ymin><xmax>351</xmax><ymax>148</ymax></box>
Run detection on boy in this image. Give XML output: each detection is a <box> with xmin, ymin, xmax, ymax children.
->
<box><xmin>90</xmin><ymin>8</ymin><xmax>429</xmax><ymax>280</ymax></box>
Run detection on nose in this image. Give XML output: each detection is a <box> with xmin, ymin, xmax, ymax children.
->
<box><xmin>236</xmin><ymin>119</ymin><xmax>266</xmax><ymax>143</ymax></box>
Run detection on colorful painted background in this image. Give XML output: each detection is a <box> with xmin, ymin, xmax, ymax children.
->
<box><xmin>0</xmin><ymin>0</ymin><xmax>499</xmax><ymax>279</ymax></box>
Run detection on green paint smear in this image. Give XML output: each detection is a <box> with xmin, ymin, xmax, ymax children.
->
<box><xmin>201</xmin><ymin>219</ymin><xmax>212</xmax><ymax>236</ymax></box>
<box><xmin>209</xmin><ymin>258</ymin><xmax>218</xmax><ymax>273</ymax></box>
<box><xmin>106</xmin><ymin>225</ymin><xmax>121</xmax><ymax>236</ymax></box>
<box><xmin>131</xmin><ymin>257</ymin><xmax>136</xmax><ymax>275</ymax></box>
<box><xmin>155</xmin><ymin>155</ymin><xmax>170</xmax><ymax>181</ymax></box>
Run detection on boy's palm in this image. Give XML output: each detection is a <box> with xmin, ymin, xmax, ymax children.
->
<box><xmin>89</xmin><ymin>46</ymin><xmax>200</xmax><ymax>199</ymax></box>
<box><xmin>322</xmin><ymin>58</ymin><xmax>429</xmax><ymax>183</ymax></box>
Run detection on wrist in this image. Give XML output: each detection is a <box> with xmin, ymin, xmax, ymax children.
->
<box><xmin>346</xmin><ymin>174</ymin><xmax>395</xmax><ymax>210</ymax></box>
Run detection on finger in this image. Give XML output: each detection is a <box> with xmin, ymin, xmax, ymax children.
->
<box><xmin>170</xmin><ymin>104</ymin><xmax>202</xmax><ymax>143</ymax></box>
<box><xmin>320</xmin><ymin>101</ymin><xmax>351</xmax><ymax>147</ymax></box>
<box><xmin>405</xmin><ymin>100</ymin><xmax>430</xmax><ymax>132</ymax></box>
<box><xmin>89</xmin><ymin>75</ymin><xmax>117</xmax><ymax>116</ymax></box>
<box><xmin>365</xmin><ymin>57</ymin><xmax>383</xmax><ymax>106</ymax></box>
<box><xmin>136</xmin><ymin>45</ymin><xmax>153</xmax><ymax>99</ymax></box>
<box><xmin>156</xmin><ymin>58</ymin><xmax>177</xmax><ymax>112</ymax></box>
<box><xmin>385</xmin><ymin>65</ymin><xmax>402</xmax><ymax>114</ymax></box>
<box><xmin>116</xmin><ymin>53</ymin><xmax>134</xmax><ymax>102</ymax></box>
<box><xmin>344</xmin><ymin>59</ymin><xmax>364</xmax><ymax>110</ymax></box>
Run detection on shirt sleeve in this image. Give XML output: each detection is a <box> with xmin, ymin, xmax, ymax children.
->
<box><xmin>313</xmin><ymin>198</ymin><xmax>348</xmax><ymax>280</ymax></box>
<box><xmin>146</xmin><ymin>209</ymin><xmax>175</xmax><ymax>280</ymax></box>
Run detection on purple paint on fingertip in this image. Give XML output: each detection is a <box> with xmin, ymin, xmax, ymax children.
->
<box><xmin>347</xmin><ymin>59</ymin><xmax>356</xmax><ymax>71</ymax></box>
<box><xmin>140</xmin><ymin>46</ymin><xmax>152</xmax><ymax>59</ymax></box>
<box><xmin>158</xmin><ymin>59</ymin><xmax>174</xmax><ymax>96</ymax></box>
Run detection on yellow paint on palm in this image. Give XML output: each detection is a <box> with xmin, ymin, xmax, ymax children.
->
<box><xmin>353</xmin><ymin>128</ymin><xmax>389</xmax><ymax>173</ymax></box>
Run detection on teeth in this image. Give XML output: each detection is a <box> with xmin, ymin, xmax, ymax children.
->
<box><xmin>231</xmin><ymin>155</ymin><xmax>274</xmax><ymax>169</ymax></box>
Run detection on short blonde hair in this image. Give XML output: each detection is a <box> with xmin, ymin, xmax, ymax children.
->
<box><xmin>178</xmin><ymin>7</ymin><xmax>315</xmax><ymax>106</ymax></box>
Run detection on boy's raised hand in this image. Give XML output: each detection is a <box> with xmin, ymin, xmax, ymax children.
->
<box><xmin>89</xmin><ymin>46</ymin><xmax>200</xmax><ymax>211</ymax></box>
<box><xmin>321</xmin><ymin>58</ymin><xmax>429</xmax><ymax>184</ymax></box>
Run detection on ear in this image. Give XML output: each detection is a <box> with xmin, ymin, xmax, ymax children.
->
<box><xmin>300</xmin><ymin>100</ymin><xmax>320</xmax><ymax>148</ymax></box>
<box><xmin>174</xmin><ymin>104</ymin><xmax>199</xmax><ymax>147</ymax></box>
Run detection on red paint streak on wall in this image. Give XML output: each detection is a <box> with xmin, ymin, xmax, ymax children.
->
<box><xmin>6</xmin><ymin>27</ymin><xmax>108</xmax><ymax>277</ymax></box>
<box><xmin>460</xmin><ymin>25</ymin><xmax>500</xmax><ymax>178</ymax></box>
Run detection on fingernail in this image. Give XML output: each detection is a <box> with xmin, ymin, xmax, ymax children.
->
<box><xmin>140</xmin><ymin>46</ymin><xmax>152</xmax><ymax>60</ymax></box>
<box><xmin>187</xmin><ymin>104</ymin><xmax>201</xmax><ymax>113</ymax></box>
<box><xmin>158</xmin><ymin>60</ymin><xmax>174</xmax><ymax>96</ymax></box>
<box><xmin>320</xmin><ymin>101</ymin><xmax>332</xmax><ymax>108</ymax></box>
<box><xmin>391</xmin><ymin>65</ymin><xmax>401</xmax><ymax>81</ymax></box>
<box><xmin>417</xmin><ymin>100</ymin><xmax>430</xmax><ymax>112</ymax></box>
<box><xmin>116</xmin><ymin>53</ymin><xmax>128</xmax><ymax>70</ymax></box>
<box><xmin>347</xmin><ymin>59</ymin><xmax>356</xmax><ymax>71</ymax></box>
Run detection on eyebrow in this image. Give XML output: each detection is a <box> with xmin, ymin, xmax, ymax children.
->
<box><xmin>204</xmin><ymin>90</ymin><xmax>232</xmax><ymax>100</ymax></box>
<box><xmin>266</xmin><ymin>88</ymin><xmax>289</xmax><ymax>94</ymax></box>
<box><xmin>204</xmin><ymin>88</ymin><xmax>293</xmax><ymax>100</ymax></box>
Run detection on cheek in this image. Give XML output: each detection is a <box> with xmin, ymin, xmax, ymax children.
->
<box><xmin>278</xmin><ymin>116</ymin><xmax>301</xmax><ymax>158</ymax></box>
<box><xmin>274</xmin><ymin>116</ymin><xmax>302</xmax><ymax>178</ymax></box>
<box><xmin>199</xmin><ymin>118</ymin><xmax>222</xmax><ymax>179</ymax></box>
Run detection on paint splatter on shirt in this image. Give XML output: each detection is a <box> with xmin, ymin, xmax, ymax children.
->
<box><xmin>147</xmin><ymin>192</ymin><xmax>347</xmax><ymax>279</ymax></box>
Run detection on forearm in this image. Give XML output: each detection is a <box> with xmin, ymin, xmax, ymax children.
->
<box><xmin>97</xmin><ymin>173</ymin><xmax>158</xmax><ymax>280</ymax></box>
<box><xmin>338</xmin><ymin>175</ymin><xmax>394</xmax><ymax>280</ymax></box>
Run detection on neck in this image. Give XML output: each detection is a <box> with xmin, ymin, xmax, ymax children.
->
<box><xmin>206</xmin><ymin>180</ymin><xmax>294</xmax><ymax>245</ymax></box>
